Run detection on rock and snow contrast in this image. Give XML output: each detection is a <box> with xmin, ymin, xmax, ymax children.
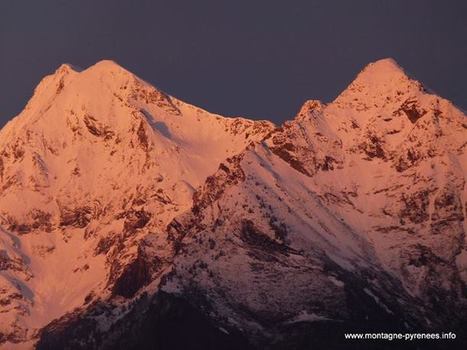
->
<box><xmin>0</xmin><ymin>58</ymin><xmax>465</xmax><ymax>349</ymax></box>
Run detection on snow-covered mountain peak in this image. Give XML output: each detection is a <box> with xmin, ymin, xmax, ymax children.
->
<box><xmin>88</xmin><ymin>59</ymin><xmax>126</xmax><ymax>71</ymax></box>
<box><xmin>81</xmin><ymin>59</ymin><xmax>141</xmax><ymax>86</ymax></box>
<box><xmin>0</xmin><ymin>60</ymin><xmax>275</xmax><ymax>345</ymax></box>
<box><xmin>267</xmin><ymin>57</ymin><xmax>466</xmax><ymax>181</ymax></box>
<box><xmin>295</xmin><ymin>99</ymin><xmax>325</xmax><ymax>120</ymax></box>
<box><xmin>347</xmin><ymin>58</ymin><xmax>412</xmax><ymax>92</ymax></box>
<box><xmin>321</xmin><ymin>58</ymin><xmax>456</xmax><ymax>157</ymax></box>
<box><xmin>359</xmin><ymin>57</ymin><xmax>405</xmax><ymax>78</ymax></box>
<box><xmin>55</xmin><ymin>63</ymin><xmax>80</xmax><ymax>75</ymax></box>
<box><xmin>332</xmin><ymin>57</ymin><xmax>423</xmax><ymax>111</ymax></box>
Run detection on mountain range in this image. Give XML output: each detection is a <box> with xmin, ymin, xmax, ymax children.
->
<box><xmin>0</xmin><ymin>58</ymin><xmax>465</xmax><ymax>349</ymax></box>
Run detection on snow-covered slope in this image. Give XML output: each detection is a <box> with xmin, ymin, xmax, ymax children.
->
<box><xmin>0</xmin><ymin>60</ymin><xmax>273</xmax><ymax>347</ymax></box>
<box><xmin>1</xmin><ymin>58</ymin><xmax>466</xmax><ymax>349</ymax></box>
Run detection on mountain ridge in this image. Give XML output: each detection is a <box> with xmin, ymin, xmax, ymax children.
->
<box><xmin>0</xmin><ymin>58</ymin><xmax>465</xmax><ymax>349</ymax></box>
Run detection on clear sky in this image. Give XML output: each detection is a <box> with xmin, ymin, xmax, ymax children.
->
<box><xmin>0</xmin><ymin>0</ymin><xmax>466</xmax><ymax>125</ymax></box>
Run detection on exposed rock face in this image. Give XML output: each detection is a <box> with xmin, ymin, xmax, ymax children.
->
<box><xmin>269</xmin><ymin>100</ymin><xmax>344</xmax><ymax>176</ymax></box>
<box><xmin>0</xmin><ymin>58</ymin><xmax>466</xmax><ymax>349</ymax></box>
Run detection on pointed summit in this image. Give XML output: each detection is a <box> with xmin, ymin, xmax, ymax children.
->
<box><xmin>361</xmin><ymin>58</ymin><xmax>405</xmax><ymax>75</ymax></box>
<box><xmin>352</xmin><ymin>57</ymin><xmax>410</xmax><ymax>87</ymax></box>
<box><xmin>54</xmin><ymin>64</ymin><xmax>74</xmax><ymax>77</ymax></box>
<box><xmin>77</xmin><ymin>59</ymin><xmax>143</xmax><ymax>89</ymax></box>
<box><xmin>85</xmin><ymin>59</ymin><xmax>132</xmax><ymax>75</ymax></box>
<box><xmin>332</xmin><ymin>57</ymin><xmax>423</xmax><ymax>111</ymax></box>
<box><xmin>91</xmin><ymin>59</ymin><xmax>123</xmax><ymax>69</ymax></box>
<box><xmin>48</xmin><ymin>60</ymin><xmax>130</xmax><ymax>82</ymax></box>
<box><xmin>56</xmin><ymin>63</ymin><xmax>82</xmax><ymax>74</ymax></box>
<box><xmin>294</xmin><ymin>99</ymin><xmax>325</xmax><ymax>121</ymax></box>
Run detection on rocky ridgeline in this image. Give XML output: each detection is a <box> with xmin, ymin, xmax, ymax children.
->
<box><xmin>0</xmin><ymin>58</ymin><xmax>465</xmax><ymax>349</ymax></box>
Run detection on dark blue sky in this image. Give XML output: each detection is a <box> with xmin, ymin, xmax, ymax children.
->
<box><xmin>0</xmin><ymin>0</ymin><xmax>466</xmax><ymax>125</ymax></box>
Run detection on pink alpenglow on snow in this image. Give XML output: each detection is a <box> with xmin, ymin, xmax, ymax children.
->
<box><xmin>0</xmin><ymin>58</ymin><xmax>466</xmax><ymax>349</ymax></box>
